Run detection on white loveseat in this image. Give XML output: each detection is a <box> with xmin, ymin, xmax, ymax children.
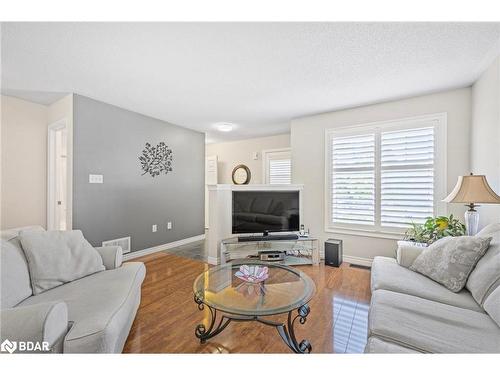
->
<box><xmin>0</xmin><ymin>226</ymin><xmax>146</xmax><ymax>353</ymax></box>
<box><xmin>366</xmin><ymin>223</ymin><xmax>500</xmax><ymax>353</ymax></box>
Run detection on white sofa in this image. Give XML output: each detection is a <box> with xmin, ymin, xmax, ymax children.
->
<box><xmin>0</xmin><ymin>226</ymin><xmax>146</xmax><ymax>353</ymax></box>
<box><xmin>366</xmin><ymin>223</ymin><xmax>500</xmax><ymax>353</ymax></box>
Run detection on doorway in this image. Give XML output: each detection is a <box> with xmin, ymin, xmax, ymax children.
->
<box><xmin>47</xmin><ymin>120</ymin><xmax>68</xmax><ymax>230</ymax></box>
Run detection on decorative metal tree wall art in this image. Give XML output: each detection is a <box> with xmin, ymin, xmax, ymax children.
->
<box><xmin>139</xmin><ymin>142</ymin><xmax>173</xmax><ymax>177</ymax></box>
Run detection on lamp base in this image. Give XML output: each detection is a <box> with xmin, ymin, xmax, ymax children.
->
<box><xmin>465</xmin><ymin>207</ymin><xmax>479</xmax><ymax>236</ymax></box>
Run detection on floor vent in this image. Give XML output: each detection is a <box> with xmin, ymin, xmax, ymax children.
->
<box><xmin>102</xmin><ymin>236</ymin><xmax>131</xmax><ymax>254</ymax></box>
<box><xmin>349</xmin><ymin>264</ymin><xmax>371</xmax><ymax>270</ymax></box>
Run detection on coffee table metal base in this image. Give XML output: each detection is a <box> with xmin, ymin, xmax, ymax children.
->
<box><xmin>194</xmin><ymin>295</ymin><xmax>312</xmax><ymax>354</ymax></box>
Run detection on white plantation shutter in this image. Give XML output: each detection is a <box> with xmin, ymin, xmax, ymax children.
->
<box><xmin>381</xmin><ymin>127</ymin><xmax>434</xmax><ymax>227</ymax></box>
<box><xmin>264</xmin><ymin>149</ymin><xmax>291</xmax><ymax>184</ymax></box>
<box><xmin>269</xmin><ymin>159</ymin><xmax>292</xmax><ymax>184</ymax></box>
<box><xmin>327</xmin><ymin>115</ymin><xmax>445</xmax><ymax>234</ymax></box>
<box><xmin>331</xmin><ymin>134</ymin><xmax>375</xmax><ymax>225</ymax></box>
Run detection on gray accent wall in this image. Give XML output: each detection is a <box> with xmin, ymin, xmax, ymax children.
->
<box><xmin>73</xmin><ymin>94</ymin><xmax>205</xmax><ymax>252</ymax></box>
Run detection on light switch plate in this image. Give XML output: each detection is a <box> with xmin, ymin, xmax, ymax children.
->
<box><xmin>89</xmin><ymin>174</ymin><xmax>103</xmax><ymax>184</ymax></box>
<box><xmin>152</xmin><ymin>224</ymin><xmax>157</xmax><ymax>232</ymax></box>
<box><xmin>167</xmin><ymin>222</ymin><xmax>172</xmax><ymax>230</ymax></box>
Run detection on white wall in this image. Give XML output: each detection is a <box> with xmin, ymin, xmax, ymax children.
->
<box><xmin>206</xmin><ymin>134</ymin><xmax>290</xmax><ymax>184</ymax></box>
<box><xmin>471</xmin><ymin>56</ymin><xmax>500</xmax><ymax>228</ymax></box>
<box><xmin>1</xmin><ymin>95</ymin><xmax>48</xmax><ymax>229</ymax></box>
<box><xmin>291</xmin><ymin>88</ymin><xmax>472</xmax><ymax>261</ymax></box>
<box><xmin>0</xmin><ymin>94</ymin><xmax>74</xmax><ymax>230</ymax></box>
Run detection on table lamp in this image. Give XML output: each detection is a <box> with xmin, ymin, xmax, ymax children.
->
<box><xmin>443</xmin><ymin>173</ymin><xmax>500</xmax><ymax>235</ymax></box>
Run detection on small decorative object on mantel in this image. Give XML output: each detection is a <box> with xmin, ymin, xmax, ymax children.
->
<box><xmin>443</xmin><ymin>173</ymin><xmax>500</xmax><ymax>235</ymax></box>
<box><xmin>232</xmin><ymin>164</ymin><xmax>251</xmax><ymax>185</ymax></box>
<box><xmin>403</xmin><ymin>214</ymin><xmax>466</xmax><ymax>245</ymax></box>
<box><xmin>139</xmin><ymin>142</ymin><xmax>173</xmax><ymax>177</ymax></box>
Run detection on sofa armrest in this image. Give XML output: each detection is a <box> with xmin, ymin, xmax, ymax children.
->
<box><xmin>0</xmin><ymin>301</ymin><xmax>68</xmax><ymax>352</ymax></box>
<box><xmin>95</xmin><ymin>246</ymin><xmax>123</xmax><ymax>270</ymax></box>
<box><xmin>396</xmin><ymin>241</ymin><xmax>426</xmax><ymax>268</ymax></box>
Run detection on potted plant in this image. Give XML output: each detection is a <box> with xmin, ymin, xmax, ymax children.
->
<box><xmin>403</xmin><ymin>214</ymin><xmax>466</xmax><ymax>245</ymax></box>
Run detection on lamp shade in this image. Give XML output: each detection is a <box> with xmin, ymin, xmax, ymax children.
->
<box><xmin>443</xmin><ymin>174</ymin><xmax>500</xmax><ymax>204</ymax></box>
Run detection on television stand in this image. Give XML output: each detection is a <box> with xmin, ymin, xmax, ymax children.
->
<box><xmin>238</xmin><ymin>233</ymin><xmax>299</xmax><ymax>242</ymax></box>
<box><xmin>221</xmin><ymin>236</ymin><xmax>319</xmax><ymax>266</ymax></box>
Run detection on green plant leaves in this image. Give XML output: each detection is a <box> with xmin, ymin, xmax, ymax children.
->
<box><xmin>404</xmin><ymin>214</ymin><xmax>466</xmax><ymax>244</ymax></box>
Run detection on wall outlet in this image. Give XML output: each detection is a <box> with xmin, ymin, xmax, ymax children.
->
<box><xmin>167</xmin><ymin>221</ymin><xmax>172</xmax><ymax>230</ymax></box>
<box><xmin>89</xmin><ymin>174</ymin><xmax>103</xmax><ymax>184</ymax></box>
<box><xmin>152</xmin><ymin>224</ymin><xmax>157</xmax><ymax>232</ymax></box>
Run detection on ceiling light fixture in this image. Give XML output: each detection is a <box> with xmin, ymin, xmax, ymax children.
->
<box><xmin>215</xmin><ymin>122</ymin><xmax>234</xmax><ymax>132</ymax></box>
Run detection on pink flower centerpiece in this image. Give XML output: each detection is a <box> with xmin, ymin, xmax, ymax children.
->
<box><xmin>235</xmin><ymin>265</ymin><xmax>269</xmax><ymax>283</ymax></box>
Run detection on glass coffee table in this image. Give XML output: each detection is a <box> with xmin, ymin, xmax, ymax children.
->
<box><xmin>193</xmin><ymin>260</ymin><xmax>316</xmax><ymax>353</ymax></box>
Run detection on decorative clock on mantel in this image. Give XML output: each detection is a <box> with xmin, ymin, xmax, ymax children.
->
<box><xmin>232</xmin><ymin>164</ymin><xmax>251</xmax><ymax>185</ymax></box>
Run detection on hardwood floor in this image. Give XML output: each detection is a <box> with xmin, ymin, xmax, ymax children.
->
<box><xmin>123</xmin><ymin>249</ymin><xmax>371</xmax><ymax>353</ymax></box>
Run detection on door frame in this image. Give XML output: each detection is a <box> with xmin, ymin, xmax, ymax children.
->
<box><xmin>205</xmin><ymin>155</ymin><xmax>218</xmax><ymax>229</ymax></box>
<box><xmin>47</xmin><ymin>119</ymin><xmax>71</xmax><ymax>230</ymax></box>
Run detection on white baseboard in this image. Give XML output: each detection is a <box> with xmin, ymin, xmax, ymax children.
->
<box><xmin>123</xmin><ymin>234</ymin><xmax>206</xmax><ymax>260</ymax></box>
<box><xmin>343</xmin><ymin>255</ymin><xmax>373</xmax><ymax>267</ymax></box>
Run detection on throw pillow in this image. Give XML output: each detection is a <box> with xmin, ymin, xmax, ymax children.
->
<box><xmin>410</xmin><ymin>236</ymin><xmax>492</xmax><ymax>292</ymax></box>
<box><xmin>467</xmin><ymin>229</ymin><xmax>500</xmax><ymax>305</ymax></box>
<box><xmin>20</xmin><ymin>230</ymin><xmax>105</xmax><ymax>295</ymax></box>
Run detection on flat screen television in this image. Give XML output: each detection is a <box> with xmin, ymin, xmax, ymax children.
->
<box><xmin>232</xmin><ymin>190</ymin><xmax>300</xmax><ymax>234</ymax></box>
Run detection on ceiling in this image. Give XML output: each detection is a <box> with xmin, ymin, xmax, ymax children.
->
<box><xmin>2</xmin><ymin>22</ymin><xmax>500</xmax><ymax>143</ymax></box>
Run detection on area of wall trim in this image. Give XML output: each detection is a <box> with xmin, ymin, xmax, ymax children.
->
<box><xmin>123</xmin><ymin>234</ymin><xmax>206</xmax><ymax>260</ymax></box>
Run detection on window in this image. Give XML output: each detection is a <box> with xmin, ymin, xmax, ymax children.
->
<box><xmin>330</xmin><ymin>133</ymin><xmax>375</xmax><ymax>226</ymax></box>
<box><xmin>326</xmin><ymin>114</ymin><xmax>446</xmax><ymax>236</ymax></box>
<box><xmin>263</xmin><ymin>148</ymin><xmax>292</xmax><ymax>184</ymax></box>
<box><xmin>380</xmin><ymin>127</ymin><xmax>435</xmax><ymax>228</ymax></box>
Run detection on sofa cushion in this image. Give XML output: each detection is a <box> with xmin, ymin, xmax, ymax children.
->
<box><xmin>270</xmin><ymin>201</ymin><xmax>285</xmax><ymax>216</ymax></box>
<box><xmin>235</xmin><ymin>213</ymin><xmax>257</xmax><ymax>222</ymax></box>
<box><xmin>250</xmin><ymin>197</ymin><xmax>274</xmax><ymax>214</ymax></box>
<box><xmin>0</xmin><ymin>226</ymin><xmax>44</xmax><ymax>308</ymax></box>
<box><xmin>0</xmin><ymin>240</ymin><xmax>33</xmax><ymax>308</ymax></box>
<box><xmin>234</xmin><ymin>196</ymin><xmax>254</xmax><ymax>212</ymax></box>
<box><xmin>371</xmin><ymin>257</ymin><xmax>483</xmax><ymax>312</ymax></box>
<box><xmin>0</xmin><ymin>301</ymin><xmax>68</xmax><ymax>352</ymax></box>
<box><xmin>396</xmin><ymin>241</ymin><xmax>427</xmax><ymax>268</ymax></box>
<box><xmin>0</xmin><ymin>225</ymin><xmax>45</xmax><ymax>242</ymax></box>
<box><xmin>18</xmin><ymin>262</ymin><xmax>145</xmax><ymax>353</ymax></box>
<box><xmin>476</xmin><ymin>223</ymin><xmax>500</xmax><ymax>237</ymax></box>
<box><xmin>365</xmin><ymin>336</ymin><xmax>421</xmax><ymax>353</ymax></box>
<box><xmin>467</xmin><ymin>225</ymin><xmax>500</xmax><ymax>305</ymax></box>
<box><xmin>483</xmin><ymin>286</ymin><xmax>500</xmax><ymax>327</ymax></box>
<box><xmin>255</xmin><ymin>214</ymin><xmax>287</xmax><ymax>225</ymax></box>
<box><xmin>369</xmin><ymin>289</ymin><xmax>500</xmax><ymax>353</ymax></box>
<box><xmin>20</xmin><ymin>230</ymin><xmax>105</xmax><ymax>295</ymax></box>
<box><xmin>410</xmin><ymin>236</ymin><xmax>492</xmax><ymax>292</ymax></box>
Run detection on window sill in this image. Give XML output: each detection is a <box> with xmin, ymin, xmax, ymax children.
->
<box><xmin>324</xmin><ymin>226</ymin><xmax>405</xmax><ymax>240</ymax></box>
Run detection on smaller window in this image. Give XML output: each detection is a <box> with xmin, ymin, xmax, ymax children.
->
<box><xmin>263</xmin><ymin>148</ymin><xmax>292</xmax><ymax>184</ymax></box>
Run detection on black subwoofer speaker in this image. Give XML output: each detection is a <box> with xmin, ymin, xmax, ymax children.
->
<box><xmin>325</xmin><ymin>239</ymin><xmax>342</xmax><ymax>267</ymax></box>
